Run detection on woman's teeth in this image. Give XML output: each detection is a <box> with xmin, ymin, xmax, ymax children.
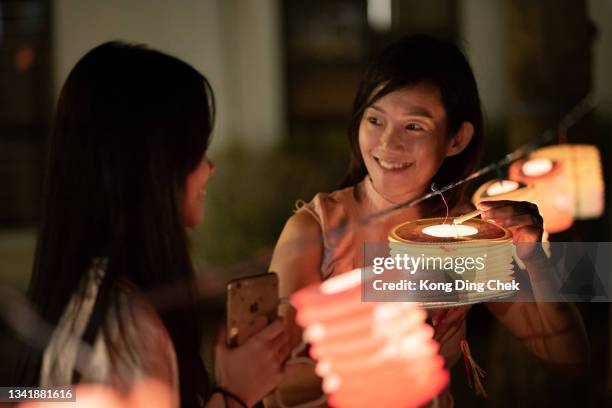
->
<box><xmin>376</xmin><ymin>158</ymin><xmax>411</xmax><ymax>170</ymax></box>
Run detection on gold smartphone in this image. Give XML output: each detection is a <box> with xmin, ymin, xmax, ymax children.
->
<box><xmin>226</xmin><ymin>272</ymin><xmax>279</xmax><ymax>347</ymax></box>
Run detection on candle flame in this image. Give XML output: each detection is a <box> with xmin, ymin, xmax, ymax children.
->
<box><xmin>522</xmin><ymin>158</ymin><xmax>553</xmax><ymax>177</ymax></box>
<box><xmin>422</xmin><ymin>224</ymin><xmax>478</xmax><ymax>238</ymax></box>
<box><xmin>486</xmin><ymin>180</ymin><xmax>519</xmax><ymax>196</ymax></box>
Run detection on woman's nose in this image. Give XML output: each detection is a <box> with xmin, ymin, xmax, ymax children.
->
<box><xmin>380</xmin><ymin>126</ymin><xmax>406</xmax><ymax>150</ymax></box>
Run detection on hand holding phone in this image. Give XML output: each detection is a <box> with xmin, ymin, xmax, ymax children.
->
<box><xmin>226</xmin><ymin>272</ymin><xmax>279</xmax><ymax>347</ymax></box>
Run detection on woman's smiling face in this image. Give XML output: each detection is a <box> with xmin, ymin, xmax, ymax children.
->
<box><xmin>358</xmin><ymin>82</ymin><xmax>452</xmax><ymax>203</ymax></box>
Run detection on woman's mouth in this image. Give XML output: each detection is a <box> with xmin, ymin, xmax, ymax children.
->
<box><xmin>374</xmin><ymin>157</ymin><xmax>413</xmax><ymax>171</ymax></box>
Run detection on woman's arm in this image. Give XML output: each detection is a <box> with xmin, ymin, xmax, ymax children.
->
<box><xmin>206</xmin><ymin>210</ymin><xmax>325</xmax><ymax>408</ymax></box>
<box><xmin>481</xmin><ymin>200</ymin><xmax>589</xmax><ymax>374</ymax></box>
<box><xmin>269</xmin><ymin>211</ymin><xmax>324</xmax><ymax>348</ymax></box>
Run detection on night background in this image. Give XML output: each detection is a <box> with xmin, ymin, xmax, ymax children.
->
<box><xmin>1</xmin><ymin>1</ymin><xmax>611</xmax><ymax>406</ymax></box>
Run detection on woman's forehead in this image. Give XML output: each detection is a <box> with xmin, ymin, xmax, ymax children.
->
<box><xmin>367</xmin><ymin>83</ymin><xmax>446</xmax><ymax>118</ymax></box>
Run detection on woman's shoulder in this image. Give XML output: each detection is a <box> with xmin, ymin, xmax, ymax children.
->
<box><xmin>101</xmin><ymin>282</ymin><xmax>180</xmax><ymax>398</ymax></box>
<box><xmin>300</xmin><ymin>184</ymin><xmax>357</xmax><ymax>211</ymax></box>
<box><xmin>85</xmin><ymin>263</ymin><xmax>178</xmax><ymax>394</ymax></box>
<box><xmin>293</xmin><ymin>184</ymin><xmax>359</xmax><ymax>229</ymax></box>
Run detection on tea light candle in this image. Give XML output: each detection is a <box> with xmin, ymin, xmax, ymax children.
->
<box><xmin>472</xmin><ymin>179</ymin><xmax>535</xmax><ymax>207</ymax></box>
<box><xmin>521</xmin><ymin>158</ymin><xmax>554</xmax><ymax>177</ymax></box>
<box><xmin>486</xmin><ymin>180</ymin><xmax>519</xmax><ymax>196</ymax></box>
<box><xmin>422</xmin><ymin>224</ymin><xmax>479</xmax><ymax>238</ymax></box>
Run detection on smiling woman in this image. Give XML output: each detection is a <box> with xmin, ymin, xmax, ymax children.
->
<box><xmin>358</xmin><ymin>82</ymin><xmax>474</xmax><ymax>204</ymax></box>
<box><xmin>268</xmin><ymin>34</ymin><xmax>587</xmax><ymax>408</ymax></box>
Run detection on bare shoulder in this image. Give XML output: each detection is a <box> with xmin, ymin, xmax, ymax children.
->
<box><xmin>271</xmin><ymin>210</ymin><xmax>324</xmax><ymax>296</ymax></box>
<box><xmin>281</xmin><ymin>210</ymin><xmax>322</xmax><ymax>239</ymax></box>
<box><xmin>107</xmin><ymin>286</ymin><xmax>179</xmax><ymax>393</ymax></box>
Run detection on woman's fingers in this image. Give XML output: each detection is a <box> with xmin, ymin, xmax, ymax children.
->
<box><xmin>277</xmin><ymin>341</ymin><xmax>291</xmax><ymax>364</ymax></box>
<box><xmin>269</xmin><ymin>327</ymin><xmax>289</xmax><ymax>349</ymax></box>
<box><xmin>480</xmin><ymin>201</ymin><xmax>543</xmax><ymax>227</ymax></box>
<box><xmin>256</xmin><ymin>317</ymin><xmax>285</xmax><ymax>341</ymax></box>
<box><xmin>251</xmin><ymin>315</ymin><xmax>269</xmax><ymax>333</ymax></box>
<box><xmin>480</xmin><ymin>200</ymin><xmax>541</xmax><ymax>220</ymax></box>
<box><xmin>493</xmin><ymin>213</ymin><xmax>541</xmax><ymax>229</ymax></box>
<box><xmin>478</xmin><ymin>200</ymin><xmax>544</xmax><ymax>244</ymax></box>
<box><xmin>513</xmin><ymin>226</ymin><xmax>543</xmax><ymax>243</ymax></box>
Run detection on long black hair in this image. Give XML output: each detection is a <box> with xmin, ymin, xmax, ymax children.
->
<box><xmin>342</xmin><ymin>34</ymin><xmax>484</xmax><ymax>210</ymax></box>
<box><xmin>18</xmin><ymin>41</ymin><xmax>214</xmax><ymax>407</ymax></box>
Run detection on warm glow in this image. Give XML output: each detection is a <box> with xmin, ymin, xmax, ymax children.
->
<box><xmin>486</xmin><ymin>180</ymin><xmax>519</xmax><ymax>196</ymax></box>
<box><xmin>522</xmin><ymin>158</ymin><xmax>553</xmax><ymax>177</ymax></box>
<box><xmin>320</xmin><ymin>269</ymin><xmax>362</xmax><ymax>294</ymax></box>
<box><xmin>422</xmin><ymin>224</ymin><xmax>478</xmax><ymax>238</ymax></box>
<box><xmin>529</xmin><ymin>144</ymin><xmax>605</xmax><ymax>220</ymax></box>
<box><xmin>509</xmin><ymin>156</ymin><xmax>573</xmax><ymax>233</ymax></box>
<box><xmin>291</xmin><ymin>267</ymin><xmax>448</xmax><ymax>408</ymax></box>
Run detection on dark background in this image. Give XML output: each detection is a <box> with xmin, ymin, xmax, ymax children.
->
<box><xmin>1</xmin><ymin>0</ymin><xmax>611</xmax><ymax>406</ymax></box>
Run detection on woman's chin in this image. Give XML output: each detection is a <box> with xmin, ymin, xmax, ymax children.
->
<box><xmin>376</xmin><ymin>183</ymin><xmax>422</xmax><ymax>203</ymax></box>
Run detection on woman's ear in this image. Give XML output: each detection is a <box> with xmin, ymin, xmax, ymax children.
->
<box><xmin>446</xmin><ymin>121</ymin><xmax>474</xmax><ymax>157</ymax></box>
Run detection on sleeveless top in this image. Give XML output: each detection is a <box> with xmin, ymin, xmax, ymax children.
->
<box><xmin>297</xmin><ymin>177</ymin><xmax>473</xmax><ymax>406</ymax></box>
<box><xmin>40</xmin><ymin>258</ymin><xmax>180</xmax><ymax>406</ymax></box>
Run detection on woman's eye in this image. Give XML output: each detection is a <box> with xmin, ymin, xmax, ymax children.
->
<box><xmin>366</xmin><ymin>116</ymin><xmax>381</xmax><ymax>126</ymax></box>
<box><xmin>406</xmin><ymin>123</ymin><xmax>423</xmax><ymax>131</ymax></box>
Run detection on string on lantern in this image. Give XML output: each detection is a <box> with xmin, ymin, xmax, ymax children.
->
<box><xmin>430</xmin><ymin>182</ymin><xmax>450</xmax><ymax>226</ymax></box>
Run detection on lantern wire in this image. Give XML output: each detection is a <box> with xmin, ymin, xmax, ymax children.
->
<box><xmin>431</xmin><ymin>182</ymin><xmax>450</xmax><ymax>226</ymax></box>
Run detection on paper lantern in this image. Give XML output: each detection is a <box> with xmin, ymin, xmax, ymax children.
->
<box><xmin>530</xmin><ymin>144</ymin><xmax>604</xmax><ymax>220</ymax></box>
<box><xmin>291</xmin><ymin>269</ymin><xmax>448</xmax><ymax>408</ymax></box>
<box><xmin>509</xmin><ymin>157</ymin><xmax>574</xmax><ymax>233</ymax></box>
<box><xmin>472</xmin><ymin>179</ymin><xmax>535</xmax><ymax>207</ymax></box>
<box><xmin>388</xmin><ymin>217</ymin><xmax>515</xmax><ymax>307</ymax></box>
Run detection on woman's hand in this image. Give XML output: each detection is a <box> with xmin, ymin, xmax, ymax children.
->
<box><xmin>214</xmin><ymin>317</ymin><xmax>292</xmax><ymax>408</ymax></box>
<box><xmin>478</xmin><ymin>200</ymin><xmax>545</xmax><ymax>261</ymax></box>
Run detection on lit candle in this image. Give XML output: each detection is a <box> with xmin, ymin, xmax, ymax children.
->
<box><xmin>472</xmin><ymin>179</ymin><xmax>535</xmax><ymax>207</ymax></box>
<box><xmin>486</xmin><ymin>180</ymin><xmax>519</xmax><ymax>196</ymax></box>
<box><xmin>521</xmin><ymin>158</ymin><xmax>554</xmax><ymax>177</ymax></box>
<box><xmin>422</xmin><ymin>224</ymin><xmax>479</xmax><ymax>238</ymax></box>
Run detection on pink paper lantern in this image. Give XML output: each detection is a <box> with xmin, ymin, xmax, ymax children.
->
<box><xmin>291</xmin><ymin>269</ymin><xmax>448</xmax><ymax>408</ymax></box>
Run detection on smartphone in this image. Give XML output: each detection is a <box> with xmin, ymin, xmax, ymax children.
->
<box><xmin>226</xmin><ymin>272</ymin><xmax>279</xmax><ymax>347</ymax></box>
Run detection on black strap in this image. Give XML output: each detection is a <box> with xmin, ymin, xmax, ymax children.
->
<box><xmin>72</xmin><ymin>270</ymin><xmax>110</xmax><ymax>383</ymax></box>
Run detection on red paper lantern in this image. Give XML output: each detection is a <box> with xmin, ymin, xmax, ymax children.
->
<box><xmin>291</xmin><ymin>269</ymin><xmax>448</xmax><ymax>408</ymax></box>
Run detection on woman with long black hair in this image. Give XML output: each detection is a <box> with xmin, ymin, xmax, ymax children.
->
<box><xmin>16</xmin><ymin>42</ymin><xmax>290</xmax><ymax>408</ymax></box>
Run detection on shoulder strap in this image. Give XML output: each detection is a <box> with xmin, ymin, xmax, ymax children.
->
<box><xmin>72</xmin><ymin>266</ymin><xmax>111</xmax><ymax>383</ymax></box>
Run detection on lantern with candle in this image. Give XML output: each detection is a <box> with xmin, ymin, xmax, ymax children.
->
<box><xmin>471</xmin><ymin>179</ymin><xmax>535</xmax><ymax>207</ymax></box>
<box><xmin>529</xmin><ymin>144</ymin><xmax>604</xmax><ymax>220</ymax></box>
<box><xmin>389</xmin><ymin>217</ymin><xmax>515</xmax><ymax>307</ymax></box>
<box><xmin>291</xmin><ymin>269</ymin><xmax>449</xmax><ymax>408</ymax></box>
<box><xmin>508</xmin><ymin>156</ymin><xmax>574</xmax><ymax>233</ymax></box>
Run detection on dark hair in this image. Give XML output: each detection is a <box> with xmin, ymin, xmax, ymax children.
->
<box><xmin>342</xmin><ymin>34</ymin><xmax>484</xmax><ymax>210</ymax></box>
<box><xmin>18</xmin><ymin>42</ymin><xmax>214</xmax><ymax>407</ymax></box>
